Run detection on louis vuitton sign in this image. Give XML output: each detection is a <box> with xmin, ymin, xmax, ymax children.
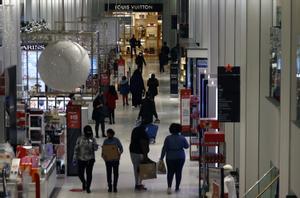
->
<box><xmin>105</xmin><ymin>4</ymin><xmax>163</xmax><ymax>12</ymax></box>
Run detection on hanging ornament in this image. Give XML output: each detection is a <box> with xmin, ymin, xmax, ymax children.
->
<box><xmin>38</xmin><ymin>41</ymin><xmax>90</xmax><ymax>92</ymax></box>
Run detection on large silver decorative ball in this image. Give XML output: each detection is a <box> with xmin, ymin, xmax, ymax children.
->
<box><xmin>38</xmin><ymin>41</ymin><xmax>90</xmax><ymax>91</ymax></box>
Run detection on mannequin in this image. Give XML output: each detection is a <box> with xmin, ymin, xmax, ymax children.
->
<box><xmin>223</xmin><ymin>164</ymin><xmax>237</xmax><ymax>198</ymax></box>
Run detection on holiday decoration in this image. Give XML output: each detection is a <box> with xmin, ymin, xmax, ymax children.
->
<box><xmin>38</xmin><ymin>41</ymin><xmax>90</xmax><ymax>91</ymax></box>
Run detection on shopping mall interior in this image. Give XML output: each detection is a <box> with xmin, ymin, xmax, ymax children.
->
<box><xmin>0</xmin><ymin>0</ymin><xmax>299</xmax><ymax>197</ymax></box>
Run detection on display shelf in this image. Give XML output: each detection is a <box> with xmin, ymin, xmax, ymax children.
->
<box><xmin>28</xmin><ymin>110</ymin><xmax>44</xmax><ymax>145</ymax></box>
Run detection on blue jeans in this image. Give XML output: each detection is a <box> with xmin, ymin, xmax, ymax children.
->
<box><xmin>166</xmin><ymin>159</ymin><xmax>185</xmax><ymax>189</ymax></box>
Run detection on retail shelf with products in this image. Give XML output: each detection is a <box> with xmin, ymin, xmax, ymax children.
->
<box><xmin>44</xmin><ymin>111</ymin><xmax>66</xmax><ymax>176</ymax></box>
<box><xmin>28</xmin><ymin>110</ymin><xmax>44</xmax><ymax>145</ymax></box>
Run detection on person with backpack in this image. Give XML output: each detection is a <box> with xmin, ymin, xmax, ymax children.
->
<box><xmin>73</xmin><ymin>125</ymin><xmax>98</xmax><ymax>193</ymax></box>
<box><xmin>119</xmin><ymin>76</ymin><xmax>130</xmax><ymax>106</ymax></box>
<box><xmin>137</xmin><ymin>91</ymin><xmax>159</xmax><ymax>125</ymax></box>
<box><xmin>102</xmin><ymin>129</ymin><xmax>123</xmax><ymax>193</ymax></box>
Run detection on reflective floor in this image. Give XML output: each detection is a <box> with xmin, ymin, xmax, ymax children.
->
<box><xmin>56</xmin><ymin>57</ymin><xmax>199</xmax><ymax>198</ymax></box>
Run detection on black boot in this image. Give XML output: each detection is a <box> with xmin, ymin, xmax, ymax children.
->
<box><xmin>113</xmin><ymin>185</ymin><xmax>118</xmax><ymax>193</ymax></box>
<box><xmin>108</xmin><ymin>184</ymin><xmax>112</xmax><ymax>193</ymax></box>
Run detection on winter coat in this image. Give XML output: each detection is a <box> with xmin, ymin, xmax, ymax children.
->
<box><xmin>129</xmin><ymin>125</ymin><xmax>150</xmax><ymax>155</ymax></box>
<box><xmin>138</xmin><ymin>97</ymin><xmax>158</xmax><ymax>124</ymax></box>
<box><xmin>106</xmin><ymin>92</ymin><xmax>118</xmax><ymax>110</ymax></box>
<box><xmin>92</xmin><ymin>95</ymin><xmax>107</xmax><ymax>121</ymax></box>
<box><xmin>73</xmin><ymin>136</ymin><xmax>98</xmax><ymax>161</ymax></box>
<box><xmin>147</xmin><ymin>77</ymin><xmax>159</xmax><ymax>97</ymax></box>
<box><xmin>119</xmin><ymin>79</ymin><xmax>130</xmax><ymax>95</ymax></box>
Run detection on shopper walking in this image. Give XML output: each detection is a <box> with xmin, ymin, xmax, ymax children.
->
<box><xmin>129</xmin><ymin>34</ymin><xmax>137</xmax><ymax>58</ymax></box>
<box><xmin>106</xmin><ymin>85</ymin><xmax>118</xmax><ymax>124</ymax></box>
<box><xmin>129</xmin><ymin>125</ymin><xmax>150</xmax><ymax>191</ymax></box>
<box><xmin>102</xmin><ymin>129</ymin><xmax>123</xmax><ymax>193</ymax></box>
<box><xmin>137</xmin><ymin>92</ymin><xmax>159</xmax><ymax>125</ymax></box>
<box><xmin>160</xmin><ymin>123</ymin><xmax>189</xmax><ymax>194</ymax></box>
<box><xmin>119</xmin><ymin>76</ymin><xmax>130</xmax><ymax>106</ymax></box>
<box><xmin>159</xmin><ymin>52</ymin><xmax>165</xmax><ymax>73</ymax></box>
<box><xmin>135</xmin><ymin>52</ymin><xmax>147</xmax><ymax>73</ymax></box>
<box><xmin>92</xmin><ymin>92</ymin><xmax>107</xmax><ymax>138</ymax></box>
<box><xmin>73</xmin><ymin>125</ymin><xmax>98</xmax><ymax>193</ymax></box>
<box><xmin>161</xmin><ymin>42</ymin><xmax>170</xmax><ymax>68</ymax></box>
<box><xmin>130</xmin><ymin>69</ymin><xmax>145</xmax><ymax>108</ymax></box>
<box><xmin>147</xmin><ymin>73</ymin><xmax>159</xmax><ymax>99</ymax></box>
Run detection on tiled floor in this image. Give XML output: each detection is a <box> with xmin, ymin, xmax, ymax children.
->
<box><xmin>56</xmin><ymin>57</ymin><xmax>199</xmax><ymax>198</ymax></box>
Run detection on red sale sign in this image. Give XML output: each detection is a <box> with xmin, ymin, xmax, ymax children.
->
<box><xmin>180</xmin><ymin>89</ymin><xmax>191</xmax><ymax>133</ymax></box>
<box><xmin>67</xmin><ymin>105</ymin><xmax>81</xmax><ymax>129</ymax></box>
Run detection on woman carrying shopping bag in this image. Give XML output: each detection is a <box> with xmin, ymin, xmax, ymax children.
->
<box><xmin>160</xmin><ymin>123</ymin><xmax>189</xmax><ymax>194</ymax></box>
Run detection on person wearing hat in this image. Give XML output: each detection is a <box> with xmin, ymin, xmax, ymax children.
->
<box><xmin>73</xmin><ymin>125</ymin><xmax>98</xmax><ymax>193</ymax></box>
<box><xmin>223</xmin><ymin>164</ymin><xmax>237</xmax><ymax>198</ymax></box>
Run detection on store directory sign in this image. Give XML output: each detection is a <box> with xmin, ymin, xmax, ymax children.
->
<box><xmin>218</xmin><ymin>66</ymin><xmax>240</xmax><ymax>122</ymax></box>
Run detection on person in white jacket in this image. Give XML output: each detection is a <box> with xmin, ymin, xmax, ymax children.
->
<box><xmin>223</xmin><ymin>164</ymin><xmax>237</xmax><ymax>198</ymax></box>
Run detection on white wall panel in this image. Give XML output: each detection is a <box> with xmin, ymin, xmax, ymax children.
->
<box><xmin>218</xmin><ymin>0</ymin><xmax>226</xmax><ymax>65</ymax></box>
<box><xmin>245</xmin><ymin>0</ymin><xmax>260</xmax><ymax>190</ymax></box>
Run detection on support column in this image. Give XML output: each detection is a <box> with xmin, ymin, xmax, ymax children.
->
<box><xmin>279</xmin><ymin>0</ymin><xmax>292</xmax><ymax>196</ymax></box>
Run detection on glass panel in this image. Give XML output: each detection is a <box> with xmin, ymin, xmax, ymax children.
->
<box><xmin>244</xmin><ymin>167</ymin><xmax>279</xmax><ymax>198</ymax></box>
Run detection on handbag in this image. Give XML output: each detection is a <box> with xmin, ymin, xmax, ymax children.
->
<box><xmin>157</xmin><ymin>159</ymin><xmax>166</xmax><ymax>174</ymax></box>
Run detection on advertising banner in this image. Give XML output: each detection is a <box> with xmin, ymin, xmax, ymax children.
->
<box><xmin>180</xmin><ymin>89</ymin><xmax>191</xmax><ymax>133</ymax></box>
<box><xmin>66</xmin><ymin>105</ymin><xmax>81</xmax><ymax>176</ymax></box>
<box><xmin>218</xmin><ymin>65</ymin><xmax>240</xmax><ymax>122</ymax></box>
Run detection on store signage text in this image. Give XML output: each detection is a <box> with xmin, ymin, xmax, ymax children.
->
<box><xmin>105</xmin><ymin>4</ymin><xmax>163</xmax><ymax>12</ymax></box>
<box><xmin>21</xmin><ymin>44</ymin><xmax>46</xmax><ymax>51</ymax></box>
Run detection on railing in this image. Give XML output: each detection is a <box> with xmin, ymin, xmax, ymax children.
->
<box><xmin>243</xmin><ymin>166</ymin><xmax>279</xmax><ymax>198</ymax></box>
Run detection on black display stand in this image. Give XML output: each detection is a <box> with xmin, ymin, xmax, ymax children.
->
<box><xmin>66</xmin><ymin>105</ymin><xmax>82</xmax><ymax>176</ymax></box>
<box><xmin>170</xmin><ymin>63</ymin><xmax>179</xmax><ymax>94</ymax></box>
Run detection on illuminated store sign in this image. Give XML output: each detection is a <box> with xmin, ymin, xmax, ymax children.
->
<box><xmin>21</xmin><ymin>43</ymin><xmax>46</xmax><ymax>51</ymax></box>
<box><xmin>105</xmin><ymin>4</ymin><xmax>163</xmax><ymax>12</ymax></box>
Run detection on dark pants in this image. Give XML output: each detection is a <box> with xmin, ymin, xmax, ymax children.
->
<box><xmin>95</xmin><ymin>119</ymin><xmax>105</xmax><ymax>137</ymax></box>
<box><xmin>132</xmin><ymin>92</ymin><xmax>143</xmax><ymax>107</ymax></box>
<box><xmin>131</xmin><ymin>46</ymin><xmax>136</xmax><ymax>58</ymax></box>
<box><xmin>160</xmin><ymin>62</ymin><xmax>164</xmax><ymax>72</ymax></box>
<box><xmin>78</xmin><ymin>159</ymin><xmax>95</xmax><ymax>191</ymax></box>
<box><xmin>122</xmin><ymin>94</ymin><xmax>128</xmax><ymax>105</ymax></box>
<box><xmin>109</xmin><ymin>109</ymin><xmax>115</xmax><ymax>124</ymax></box>
<box><xmin>105</xmin><ymin>161</ymin><xmax>119</xmax><ymax>187</ymax></box>
<box><xmin>166</xmin><ymin>159</ymin><xmax>185</xmax><ymax>189</ymax></box>
<box><xmin>137</xmin><ymin>64</ymin><xmax>143</xmax><ymax>73</ymax></box>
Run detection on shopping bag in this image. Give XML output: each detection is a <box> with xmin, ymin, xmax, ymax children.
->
<box><xmin>139</xmin><ymin>157</ymin><xmax>157</xmax><ymax>180</ymax></box>
<box><xmin>157</xmin><ymin>160</ymin><xmax>166</xmax><ymax>174</ymax></box>
<box><xmin>145</xmin><ymin>124</ymin><xmax>158</xmax><ymax>139</ymax></box>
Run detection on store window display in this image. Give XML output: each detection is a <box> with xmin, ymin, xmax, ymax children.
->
<box><xmin>269</xmin><ymin>0</ymin><xmax>282</xmax><ymax>102</ymax></box>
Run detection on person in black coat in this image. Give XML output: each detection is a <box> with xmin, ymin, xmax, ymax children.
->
<box><xmin>137</xmin><ymin>92</ymin><xmax>159</xmax><ymax>125</ymax></box>
<box><xmin>92</xmin><ymin>92</ymin><xmax>107</xmax><ymax>138</ymax></box>
<box><xmin>130</xmin><ymin>69</ymin><xmax>145</xmax><ymax>108</ymax></box>
<box><xmin>147</xmin><ymin>74</ymin><xmax>159</xmax><ymax>99</ymax></box>
<box><xmin>161</xmin><ymin>42</ymin><xmax>170</xmax><ymax>66</ymax></box>
<box><xmin>159</xmin><ymin>52</ymin><xmax>165</xmax><ymax>73</ymax></box>
<box><xmin>135</xmin><ymin>52</ymin><xmax>147</xmax><ymax>73</ymax></box>
<box><xmin>129</xmin><ymin>125</ymin><xmax>150</xmax><ymax>191</ymax></box>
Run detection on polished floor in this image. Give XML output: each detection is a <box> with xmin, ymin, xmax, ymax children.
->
<box><xmin>56</xmin><ymin>57</ymin><xmax>199</xmax><ymax>198</ymax></box>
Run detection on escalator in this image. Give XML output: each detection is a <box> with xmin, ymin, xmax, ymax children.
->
<box><xmin>243</xmin><ymin>166</ymin><xmax>279</xmax><ymax>198</ymax></box>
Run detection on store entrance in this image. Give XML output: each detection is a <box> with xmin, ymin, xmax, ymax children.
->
<box><xmin>105</xmin><ymin>4</ymin><xmax>163</xmax><ymax>56</ymax></box>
